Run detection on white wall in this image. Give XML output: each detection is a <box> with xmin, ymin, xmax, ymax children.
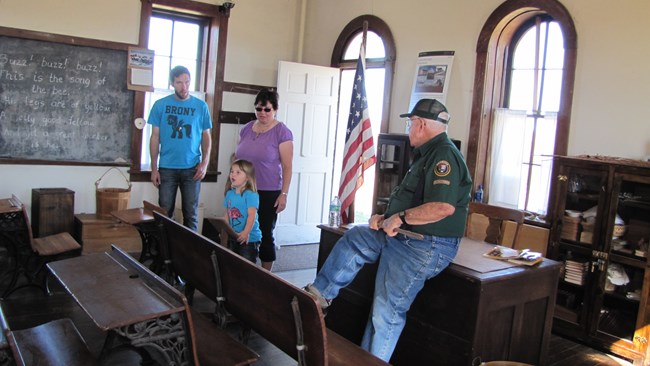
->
<box><xmin>301</xmin><ymin>0</ymin><xmax>650</xmax><ymax>159</ymax></box>
<box><xmin>1</xmin><ymin>0</ymin><xmax>649</xmax><ymax>219</ymax></box>
<box><xmin>0</xmin><ymin>0</ymin><xmax>303</xmax><ymax>218</ymax></box>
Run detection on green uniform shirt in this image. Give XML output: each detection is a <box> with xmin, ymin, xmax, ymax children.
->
<box><xmin>385</xmin><ymin>132</ymin><xmax>472</xmax><ymax>237</ymax></box>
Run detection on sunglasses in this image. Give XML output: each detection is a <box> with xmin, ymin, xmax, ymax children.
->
<box><xmin>255</xmin><ymin>107</ymin><xmax>273</xmax><ymax>112</ymax></box>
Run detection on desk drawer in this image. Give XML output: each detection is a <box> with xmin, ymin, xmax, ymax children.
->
<box><xmin>74</xmin><ymin>213</ymin><xmax>141</xmax><ymax>254</ymax></box>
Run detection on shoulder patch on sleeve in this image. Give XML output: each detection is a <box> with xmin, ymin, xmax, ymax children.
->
<box><xmin>434</xmin><ymin>160</ymin><xmax>451</xmax><ymax>177</ymax></box>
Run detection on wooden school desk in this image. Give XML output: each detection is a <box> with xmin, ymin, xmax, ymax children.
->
<box><xmin>47</xmin><ymin>245</ymin><xmax>197</xmax><ymax>364</ymax></box>
<box><xmin>110</xmin><ymin>206</ymin><xmax>171</xmax><ymax>282</ymax></box>
<box><xmin>0</xmin><ymin>197</ymin><xmax>27</xmax><ymax>298</ymax></box>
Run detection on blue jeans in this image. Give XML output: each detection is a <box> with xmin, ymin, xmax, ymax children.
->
<box><xmin>313</xmin><ymin>226</ymin><xmax>460</xmax><ymax>362</ymax></box>
<box><xmin>158</xmin><ymin>168</ymin><xmax>201</xmax><ymax>231</ymax></box>
<box><xmin>229</xmin><ymin>239</ymin><xmax>260</xmax><ymax>264</ymax></box>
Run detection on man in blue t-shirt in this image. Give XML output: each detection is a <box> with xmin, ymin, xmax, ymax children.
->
<box><xmin>148</xmin><ymin>65</ymin><xmax>212</xmax><ymax>231</ymax></box>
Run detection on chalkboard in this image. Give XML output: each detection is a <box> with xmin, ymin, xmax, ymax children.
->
<box><xmin>0</xmin><ymin>35</ymin><xmax>134</xmax><ymax>164</ymax></box>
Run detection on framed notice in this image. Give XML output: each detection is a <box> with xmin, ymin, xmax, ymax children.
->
<box><xmin>127</xmin><ymin>47</ymin><xmax>154</xmax><ymax>92</ymax></box>
<box><xmin>407</xmin><ymin>51</ymin><xmax>455</xmax><ymax>113</ymax></box>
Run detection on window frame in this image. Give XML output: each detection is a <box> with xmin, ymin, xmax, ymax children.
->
<box><xmin>129</xmin><ymin>0</ymin><xmax>231</xmax><ymax>182</ymax></box>
<box><xmin>331</xmin><ymin>15</ymin><xmax>395</xmax><ymax>134</ymax></box>
<box><xmin>466</xmin><ymin>0</ymin><xmax>577</xmax><ymax>217</ymax></box>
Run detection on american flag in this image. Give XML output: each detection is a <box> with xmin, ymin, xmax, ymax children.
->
<box><xmin>338</xmin><ymin>44</ymin><xmax>376</xmax><ymax>224</ymax></box>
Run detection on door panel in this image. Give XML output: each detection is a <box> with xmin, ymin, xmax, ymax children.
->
<box><xmin>275</xmin><ymin>61</ymin><xmax>340</xmax><ymax>245</ymax></box>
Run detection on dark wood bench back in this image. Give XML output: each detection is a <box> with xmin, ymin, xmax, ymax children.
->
<box><xmin>156</xmin><ymin>212</ymin><xmax>329</xmax><ymax>366</ymax></box>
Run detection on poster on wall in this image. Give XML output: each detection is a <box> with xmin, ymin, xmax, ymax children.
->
<box><xmin>127</xmin><ymin>47</ymin><xmax>154</xmax><ymax>92</ymax></box>
<box><xmin>407</xmin><ymin>51</ymin><xmax>455</xmax><ymax>114</ymax></box>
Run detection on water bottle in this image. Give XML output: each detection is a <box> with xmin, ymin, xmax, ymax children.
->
<box><xmin>328</xmin><ymin>196</ymin><xmax>341</xmax><ymax>227</ymax></box>
<box><xmin>474</xmin><ymin>185</ymin><xmax>484</xmax><ymax>203</ymax></box>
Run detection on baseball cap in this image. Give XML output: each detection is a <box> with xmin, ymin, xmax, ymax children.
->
<box><xmin>400</xmin><ymin>99</ymin><xmax>451</xmax><ymax>124</ymax></box>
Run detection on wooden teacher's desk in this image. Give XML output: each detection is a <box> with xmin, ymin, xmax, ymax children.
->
<box><xmin>317</xmin><ymin>225</ymin><xmax>561</xmax><ymax>366</ymax></box>
<box><xmin>47</xmin><ymin>245</ymin><xmax>196</xmax><ymax>364</ymax></box>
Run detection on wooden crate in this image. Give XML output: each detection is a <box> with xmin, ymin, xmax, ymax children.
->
<box><xmin>31</xmin><ymin>188</ymin><xmax>74</xmax><ymax>237</ymax></box>
<box><xmin>73</xmin><ymin>213</ymin><xmax>141</xmax><ymax>254</ymax></box>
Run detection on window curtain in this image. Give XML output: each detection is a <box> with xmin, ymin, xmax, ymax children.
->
<box><xmin>488</xmin><ymin>108</ymin><xmax>527</xmax><ymax>209</ymax></box>
<box><xmin>528</xmin><ymin>111</ymin><xmax>557</xmax><ymax>215</ymax></box>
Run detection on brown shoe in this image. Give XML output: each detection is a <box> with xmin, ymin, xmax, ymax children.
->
<box><xmin>303</xmin><ymin>283</ymin><xmax>331</xmax><ymax>310</ymax></box>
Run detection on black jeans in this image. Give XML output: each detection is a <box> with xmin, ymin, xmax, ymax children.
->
<box><xmin>257</xmin><ymin>190</ymin><xmax>280</xmax><ymax>262</ymax></box>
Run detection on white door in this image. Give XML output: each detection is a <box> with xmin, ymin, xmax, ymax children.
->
<box><xmin>274</xmin><ymin>61</ymin><xmax>340</xmax><ymax>245</ymax></box>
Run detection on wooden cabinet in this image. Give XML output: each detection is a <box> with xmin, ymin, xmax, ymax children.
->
<box><xmin>372</xmin><ymin>133</ymin><xmax>461</xmax><ymax>215</ymax></box>
<box><xmin>73</xmin><ymin>213</ymin><xmax>141</xmax><ymax>254</ymax></box>
<box><xmin>317</xmin><ymin>225</ymin><xmax>560</xmax><ymax>365</ymax></box>
<box><xmin>372</xmin><ymin>134</ymin><xmax>413</xmax><ymax>215</ymax></box>
<box><xmin>31</xmin><ymin>188</ymin><xmax>74</xmax><ymax>238</ymax></box>
<box><xmin>548</xmin><ymin>156</ymin><xmax>650</xmax><ymax>365</ymax></box>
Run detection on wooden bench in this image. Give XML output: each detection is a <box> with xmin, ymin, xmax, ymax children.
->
<box><xmin>0</xmin><ymin>303</ymin><xmax>97</xmax><ymax>366</ymax></box>
<box><xmin>156</xmin><ymin>212</ymin><xmax>389</xmax><ymax>366</ymax></box>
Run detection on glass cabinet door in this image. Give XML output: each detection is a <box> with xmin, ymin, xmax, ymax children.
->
<box><xmin>595</xmin><ymin>173</ymin><xmax>650</xmax><ymax>350</ymax></box>
<box><xmin>552</xmin><ymin>164</ymin><xmax>609</xmax><ymax>329</ymax></box>
<box><xmin>373</xmin><ymin>134</ymin><xmax>411</xmax><ymax>215</ymax></box>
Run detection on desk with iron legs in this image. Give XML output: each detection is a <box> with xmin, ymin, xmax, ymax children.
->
<box><xmin>47</xmin><ymin>245</ymin><xmax>197</xmax><ymax>364</ymax></box>
<box><xmin>110</xmin><ymin>207</ymin><xmax>171</xmax><ymax>282</ymax></box>
<box><xmin>0</xmin><ymin>197</ymin><xmax>33</xmax><ymax>299</ymax></box>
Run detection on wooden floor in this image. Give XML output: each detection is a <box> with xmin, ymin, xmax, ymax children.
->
<box><xmin>0</xmin><ymin>266</ymin><xmax>635</xmax><ymax>366</ymax></box>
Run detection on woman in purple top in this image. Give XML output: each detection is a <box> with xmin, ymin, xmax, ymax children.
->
<box><xmin>235</xmin><ymin>89</ymin><xmax>293</xmax><ymax>271</ymax></box>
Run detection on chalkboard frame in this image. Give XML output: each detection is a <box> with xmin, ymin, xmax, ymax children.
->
<box><xmin>0</xmin><ymin>26</ymin><xmax>135</xmax><ymax>167</ymax></box>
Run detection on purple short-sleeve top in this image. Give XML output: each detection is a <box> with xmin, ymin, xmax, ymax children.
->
<box><xmin>236</xmin><ymin>121</ymin><xmax>293</xmax><ymax>191</ymax></box>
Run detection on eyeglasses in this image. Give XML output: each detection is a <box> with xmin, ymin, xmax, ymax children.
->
<box><xmin>255</xmin><ymin>107</ymin><xmax>273</xmax><ymax>112</ymax></box>
<box><xmin>404</xmin><ymin>117</ymin><xmax>422</xmax><ymax>129</ymax></box>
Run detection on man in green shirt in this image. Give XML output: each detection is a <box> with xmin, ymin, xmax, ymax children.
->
<box><xmin>305</xmin><ymin>99</ymin><xmax>472</xmax><ymax>362</ymax></box>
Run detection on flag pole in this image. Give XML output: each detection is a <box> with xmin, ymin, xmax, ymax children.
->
<box><xmin>347</xmin><ymin>21</ymin><xmax>369</xmax><ymax>224</ymax></box>
<box><xmin>339</xmin><ymin>20</ymin><xmax>376</xmax><ymax>225</ymax></box>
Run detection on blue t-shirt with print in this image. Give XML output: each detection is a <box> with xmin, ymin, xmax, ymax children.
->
<box><xmin>148</xmin><ymin>94</ymin><xmax>212</xmax><ymax>169</ymax></box>
<box><xmin>224</xmin><ymin>189</ymin><xmax>262</xmax><ymax>242</ymax></box>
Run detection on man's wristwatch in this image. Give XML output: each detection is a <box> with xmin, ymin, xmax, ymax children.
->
<box><xmin>398</xmin><ymin>211</ymin><xmax>408</xmax><ymax>225</ymax></box>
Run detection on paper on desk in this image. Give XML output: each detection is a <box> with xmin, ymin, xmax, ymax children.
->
<box><xmin>484</xmin><ymin>246</ymin><xmax>543</xmax><ymax>266</ymax></box>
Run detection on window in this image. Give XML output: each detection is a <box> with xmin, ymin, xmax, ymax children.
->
<box><xmin>140</xmin><ymin>12</ymin><xmax>206</xmax><ymax>170</ymax></box>
<box><xmin>129</xmin><ymin>0</ymin><xmax>231</xmax><ymax>182</ymax></box>
<box><xmin>331</xmin><ymin>15</ymin><xmax>395</xmax><ymax>222</ymax></box>
<box><xmin>466</xmin><ymin>0</ymin><xmax>577</xmax><ymax>219</ymax></box>
<box><xmin>489</xmin><ymin>18</ymin><xmax>564</xmax><ymax>214</ymax></box>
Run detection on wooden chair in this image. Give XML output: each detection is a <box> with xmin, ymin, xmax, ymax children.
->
<box><xmin>1</xmin><ymin>195</ymin><xmax>81</xmax><ymax>299</ymax></box>
<box><xmin>1</xmin><ymin>303</ymin><xmax>97</xmax><ymax>366</ymax></box>
<box><xmin>465</xmin><ymin>202</ymin><xmax>525</xmax><ymax>247</ymax></box>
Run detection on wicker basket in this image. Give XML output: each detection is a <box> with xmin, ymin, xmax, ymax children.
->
<box><xmin>95</xmin><ymin>167</ymin><xmax>131</xmax><ymax>218</ymax></box>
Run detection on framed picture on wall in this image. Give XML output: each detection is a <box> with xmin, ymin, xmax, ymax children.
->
<box><xmin>127</xmin><ymin>47</ymin><xmax>154</xmax><ymax>92</ymax></box>
<box><xmin>407</xmin><ymin>50</ymin><xmax>455</xmax><ymax>112</ymax></box>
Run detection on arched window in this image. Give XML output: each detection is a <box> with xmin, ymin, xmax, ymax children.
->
<box><xmin>466</xmin><ymin>0</ymin><xmax>577</xmax><ymax>218</ymax></box>
<box><xmin>331</xmin><ymin>15</ymin><xmax>395</xmax><ymax>222</ymax></box>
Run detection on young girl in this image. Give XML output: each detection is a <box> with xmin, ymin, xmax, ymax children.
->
<box><xmin>224</xmin><ymin>159</ymin><xmax>262</xmax><ymax>263</ymax></box>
